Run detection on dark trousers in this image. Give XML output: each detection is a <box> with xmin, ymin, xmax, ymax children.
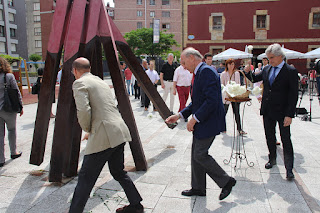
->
<box><xmin>224</xmin><ymin>102</ymin><xmax>242</xmax><ymax>131</ymax></box>
<box><xmin>69</xmin><ymin>143</ymin><xmax>142</xmax><ymax>213</ymax></box>
<box><xmin>134</xmin><ymin>81</ymin><xmax>140</xmax><ymax>99</ymax></box>
<box><xmin>191</xmin><ymin>136</ymin><xmax>230</xmax><ymax>191</ymax></box>
<box><xmin>140</xmin><ymin>87</ymin><xmax>145</xmax><ymax>107</ymax></box>
<box><xmin>263</xmin><ymin>116</ymin><xmax>294</xmax><ymax>171</ymax></box>
<box><xmin>144</xmin><ymin>84</ymin><xmax>157</xmax><ymax>110</ymax></box>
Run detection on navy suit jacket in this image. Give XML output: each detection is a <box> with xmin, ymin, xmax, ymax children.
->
<box><xmin>246</xmin><ymin>62</ymin><xmax>298</xmax><ymax>120</ymax></box>
<box><xmin>181</xmin><ymin>63</ymin><xmax>226</xmax><ymax>139</ymax></box>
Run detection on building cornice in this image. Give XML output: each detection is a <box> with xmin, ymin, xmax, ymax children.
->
<box><xmin>187</xmin><ymin>0</ymin><xmax>280</xmax><ymax>6</ymax></box>
<box><xmin>186</xmin><ymin>38</ymin><xmax>320</xmax><ymax>44</ymax></box>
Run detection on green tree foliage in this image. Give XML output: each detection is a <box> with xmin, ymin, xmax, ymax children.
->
<box><xmin>0</xmin><ymin>54</ymin><xmax>21</xmax><ymax>64</ymax></box>
<box><xmin>124</xmin><ymin>28</ymin><xmax>179</xmax><ymax>59</ymax></box>
<box><xmin>29</xmin><ymin>54</ymin><xmax>42</xmax><ymax>69</ymax></box>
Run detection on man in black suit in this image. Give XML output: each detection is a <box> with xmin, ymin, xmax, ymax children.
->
<box><xmin>245</xmin><ymin>43</ymin><xmax>298</xmax><ymax>180</ymax></box>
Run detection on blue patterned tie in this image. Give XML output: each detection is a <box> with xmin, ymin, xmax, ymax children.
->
<box><xmin>269</xmin><ymin>66</ymin><xmax>278</xmax><ymax>85</ymax></box>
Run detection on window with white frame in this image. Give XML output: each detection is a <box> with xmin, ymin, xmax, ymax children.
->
<box><xmin>0</xmin><ymin>26</ymin><xmax>4</xmax><ymax>37</ymax></box>
<box><xmin>8</xmin><ymin>0</ymin><xmax>13</xmax><ymax>6</ymax></box>
<box><xmin>137</xmin><ymin>0</ymin><xmax>142</xmax><ymax>5</ymax></box>
<box><xmin>257</xmin><ymin>15</ymin><xmax>267</xmax><ymax>29</ymax></box>
<box><xmin>10</xmin><ymin>28</ymin><xmax>16</xmax><ymax>38</ymax></box>
<box><xmin>313</xmin><ymin>12</ymin><xmax>320</xmax><ymax>28</ymax></box>
<box><xmin>150</xmin><ymin>0</ymin><xmax>155</xmax><ymax>5</ymax></box>
<box><xmin>0</xmin><ymin>10</ymin><xmax>3</xmax><ymax>21</ymax></box>
<box><xmin>35</xmin><ymin>40</ymin><xmax>42</xmax><ymax>48</ymax></box>
<box><xmin>34</xmin><ymin>15</ymin><xmax>41</xmax><ymax>23</ymax></box>
<box><xmin>8</xmin><ymin>13</ymin><xmax>14</xmax><ymax>22</ymax></box>
<box><xmin>0</xmin><ymin>42</ymin><xmax>5</xmax><ymax>53</ymax></box>
<box><xmin>137</xmin><ymin>10</ymin><xmax>142</xmax><ymax>17</ymax></box>
<box><xmin>137</xmin><ymin>22</ymin><xmax>143</xmax><ymax>29</ymax></box>
<box><xmin>150</xmin><ymin>11</ymin><xmax>155</xmax><ymax>17</ymax></box>
<box><xmin>212</xmin><ymin>16</ymin><xmax>222</xmax><ymax>30</ymax></box>
<box><xmin>162</xmin><ymin>0</ymin><xmax>169</xmax><ymax>5</ymax></box>
<box><xmin>150</xmin><ymin>22</ymin><xmax>154</xmax><ymax>28</ymax></box>
<box><xmin>11</xmin><ymin>43</ymin><xmax>16</xmax><ymax>52</ymax></box>
<box><xmin>34</xmin><ymin>27</ymin><xmax>41</xmax><ymax>36</ymax></box>
<box><xmin>34</xmin><ymin>2</ymin><xmax>40</xmax><ymax>11</ymax></box>
<box><xmin>162</xmin><ymin>11</ymin><xmax>170</xmax><ymax>17</ymax></box>
<box><xmin>162</xmin><ymin>23</ymin><xmax>170</xmax><ymax>29</ymax></box>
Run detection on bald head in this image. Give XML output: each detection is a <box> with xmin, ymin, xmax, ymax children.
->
<box><xmin>72</xmin><ymin>57</ymin><xmax>91</xmax><ymax>72</ymax></box>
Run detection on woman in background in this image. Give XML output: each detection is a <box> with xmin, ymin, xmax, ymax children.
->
<box><xmin>0</xmin><ymin>57</ymin><xmax>23</xmax><ymax>167</ymax></box>
<box><xmin>220</xmin><ymin>58</ymin><xmax>246</xmax><ymax>135</ymax></box>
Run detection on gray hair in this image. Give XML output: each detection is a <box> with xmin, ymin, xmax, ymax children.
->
<box><xmin>167</xmin><ymin>53</ymin><xmax>174</xmax><ymax>58</ymax></box>
<box><xmin>265</xmin><ymin>43</ymin><xmax>285</xmax><ymax>59</ymax></box>
<box><xmin>182</xmin><ymin>47</ymin><xmax>203</xmax><ymax>60</ymax></box>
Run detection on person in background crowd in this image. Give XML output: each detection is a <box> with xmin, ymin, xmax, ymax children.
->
<box><xmin>0</xmin><ymin>57</ymin><xmax>23</xmax><ymax>168</ymax></box>
<box><xmin>315</xmin><ymin>59</ymin><xmax>320</xmax><ymax>99</ymax></box>
<box><xmin>140</xmin><ymin>59</ymin><xmax>148</xmax><ymax>107</ymax></box>
<box><xmin>69</xmin><ymin>57</ymin><xmax>144</xmax><ymax>213</ymax></box>
<box><xmin>173</xmin><ymin>64</ymin><xmax>192</xmax><ymax>121</ymax></box>
<box><xmin>244</xmin><ymin>43</ymin><xmax>298</xmax><ymax>180</ymax></box>
<box><xmin>220</xmin><ymin>59</ymin><xmax>247</xmax><ymax>135</ymax></box>
<box><xmin>160</xmin><ymin>53</ymin><xmax>178</xmax><ymax>112</ymax></box>
<box><xmin>36</xmin><ymin>68</ymin><xmax>55</xmax><ymax>118</ymax></box>
<box><xmin>166</xmin><ymin>47</ymin><xmax>236</xmax><ymax>201</ymax></box>
<box><xmin>204</xmin><ymin>53</ymin><xmax>216</xmax><ymax>69</ymax></box>
<box><xmin>217</xmin><ymin>62</ymin><xmax>225</xmax><ymax>74</ymax></box>
<box><xmin>262</xmin><ymin>57</ymin><xmax>269</xmax><ymax>70</ymax></box>
<box><xmin>131</xmin><ymin>74</ymin><xmax>140</xmax><ymax>99</ymax></box>
<box><xmin>120</xmin><ymin>61</ymin><xmax>126</xmax><ymax>81</ymax></box>
<box><xmin>124</xmin><ymin>67</ymin><xmax>134</xmax><ymax>96</ymax></box>
<box><xmin>144</xmin><ymin>61</ymin><xmax>160</xmax><ymax>111</ymax></box>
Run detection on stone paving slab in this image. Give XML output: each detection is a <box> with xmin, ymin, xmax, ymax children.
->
<box><xmin>1</xmin><ymin>79</ymin><xmax>320</xmax><ymax>212</ymax></box>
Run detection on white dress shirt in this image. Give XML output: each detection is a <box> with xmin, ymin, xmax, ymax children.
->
<box><xmin>146</xmin><ymin>69</ymin><xmax>160</xmax><ymax>84</ymax></box>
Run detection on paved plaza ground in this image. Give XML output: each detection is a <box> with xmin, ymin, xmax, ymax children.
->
<box><xmin>1</xmin><ymin>78</ymin><xmax>320</xmax><ymax>213</ymax></box>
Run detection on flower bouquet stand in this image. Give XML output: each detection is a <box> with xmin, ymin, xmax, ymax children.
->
<box><xmin>222</xmin><ymin>71</ymin><xmax>256</xmax><ymax>169</ymax></box>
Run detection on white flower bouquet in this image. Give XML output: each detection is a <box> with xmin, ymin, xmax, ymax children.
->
<box><xmin>251</xmin><ymin>86</ymin><xmax>263</xmax><ymax>96</ymax></box>
<box><xmin>225</xmin><ymin>81</ymin><xmax>248</xmax><ymax>98</ymax></box>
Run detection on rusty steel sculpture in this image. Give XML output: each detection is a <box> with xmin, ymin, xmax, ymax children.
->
<box><xmin>30</xmin><ymin>0</ymin><xmax>175</xmax><ymax>182</ymax></box>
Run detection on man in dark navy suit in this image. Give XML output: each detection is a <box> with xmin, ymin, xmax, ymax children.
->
<box><xmin>166</xmin><ymin>47</ymin><xmax>236</xmax><ymax>200</ymax></box>
<box><xmin>245</xmin><ymin>43</ymin><xmax>298</xmax><ymax>180</ymax></box>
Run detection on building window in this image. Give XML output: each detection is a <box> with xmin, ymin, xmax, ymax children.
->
<box><xmin>162</xmin><ymin>23</ymin><xmax>170</xmax><ymax>29</ymax></box>
<box><xmin>34</xmin><ymin>27</ymin><xmax>41</xmax><ymax>36</ymax></box>
<box><xmin>162</xmin><ymin>0</ymin><xmax>169</xmax><ymax>5</ymax></box>
<box><xmin>34</xmin><ymin>15</ymin><xmax>41</xmax><ymax>23</ymax></box>
<box><xmin>137</xmin><ymin>0</ymin><xmax>142</xmax><ymax>5</ymax></box>
<box><xmin>34</xmin><ymin>2</ymin><xmax>40</xmax><ymax>11</ymax></box>
<box><xmin>8</xmin><ymin>0</ymin><xmax>13</xmax><ymax>6</ymax></box>
<box><xmin>150</xmin><ymin>22</ymin><xmax>154</xmax><ymax>28</ymax></box>
<box><xmin>35</xmin><ymin>40</ymin><xmax>42</xmax><ymax>48</ymax></box>
<box><xmin>137</xmin><ymin>22</ymin><xmax>143</xmax><ymax>29</ymax></box>
<box><xmin>8</xmin><ymin>13</ymin><xmax>15</xmax><ymax>22</ymax></box>
<box><xmin>0</xmin><ymin>26</ymin><xmax>4</xmax><ymax>37</ymax></box>
<box><xmin>11</xmin><ymin>43</ymin><xmax>16</xmax><ymax>52</ymax></box>
<box><xmin>108</xmin><ymin>10</ymin><xmax>114</xmax><ymax>18</ymax></box>
<box><xmin>257</xmin><ymin>15</ymin><xmax>266</xmax><ymax>29</ymax></box>
<box><xmin>150</xmin><ymin>0</ymin><xmax>155</xmax><ymax>5</ymax></box>
<box><xmin>0</xmin><ymin>42</ymin><xmax>6</xmax><ymax>53</ymax></box>
<box><xmin>212</xmin><ymin>16</ymin><xmax>222</xmax><ymax>30</ymax></box>
<box><xmin>162</xmin><ymin>11</ymin><xmax>170</xmax><ymax>17</ymax></box>
<box><xmin>0</xmin><ymin>10</ymin><xmax>3</xmax><ymax>21</ymax></box>
<box><xmin>137</xmin><ymin>11</ymin><xmax>142</xmax><ymax>17</ymax></box>
<box><xmin>10</xmin><ymin>28</ymin><xmax>16</xmax><ymax>38</ymax></box>
<box><xmin>313</xmin><ymin>12</ymin><xmax>320</xmax><ymax>28</ymax></box>
<box><xmin>150</xmin><ymin>11</ymin><xmax>155</xmax><ymax>17</ymax></box>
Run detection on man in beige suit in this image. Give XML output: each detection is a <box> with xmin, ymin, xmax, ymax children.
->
<box><xmin>69</xmin><ymin>58</ymin><xmax>143</xmax><ymax>213</ymax></box>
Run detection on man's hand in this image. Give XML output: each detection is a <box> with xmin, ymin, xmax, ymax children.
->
<box><xmin>165</xmin><ymin>114</ymin><xmax>180</xmax><ymax>124</ymax></box>
<box><xmin>173</xmin><ymin>90</ymin><xmax>176</xmax><ymax>95</ymax></box>
<box><xmin>161</xmin><ymin>84</ymin><xmax>165</xmax><ymax>89</ymax></box>
<box><xmin>19</xmin><ymin>109</ymin><xmax>24</xmax><ymax>116</ymax></box>
<box><xmin>283</xmin><ymin>116</ymin><xmax>292</xmax><ymax>127</ymax></box>
<box><xmin>187</xmin><ymin>117</ymin><xmax>197</xmax><ymax>132</ymax></box>
<box><xmin>82</xmin><ymin>133</ymin><xmax>90</xmax><ymax>141</ymax></box>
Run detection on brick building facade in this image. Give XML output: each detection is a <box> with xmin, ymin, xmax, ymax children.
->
<box><xmin>183</xmin><ymin>0</ymin><xmax>320</xmax><ymax>73</ymax></box>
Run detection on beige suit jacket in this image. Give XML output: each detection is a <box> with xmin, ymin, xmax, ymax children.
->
<box><xmin>73</xmin><ymin>72</ymin><xmax>132</xmax><ymax>155</ymax></box>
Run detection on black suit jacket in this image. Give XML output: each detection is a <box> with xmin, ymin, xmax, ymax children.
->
<box><xmin>246</xmin><ymin>62</ymin><xmax>298</xmax><ymax>120</ymax></box>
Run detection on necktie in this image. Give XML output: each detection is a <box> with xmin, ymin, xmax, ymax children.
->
<box><xmin>191</xmin><ymin>73</ymin><xmax>195</xmax><ymax>96</ymax></box>
<box><xmin>269</xmin><ymin>66</ymin><xmax>278</xmax><ymax>85</ymax></box>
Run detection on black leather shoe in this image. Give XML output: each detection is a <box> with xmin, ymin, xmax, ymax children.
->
<box><xmin>265</xmin><ymin>160</ymin><xmax>276</xmax><ymax>169</ymax></box>
<box><xmin>0</xmin><ymin>162</ymin><xmax>4</xmax><ymax>167</ymax></box>
<box><xmin>181</xmin><ymin>189</ymin><xmax>206</xmax><ymax>196</ymax></box>
<box><xmin>219</xmin><ymin>177</ymin><xmax>236</xmax><ymax>200</ymax></box>
<box><xmin>11</xmin><ymin>152</ymin><xmax>22</xmax><ymax>159</ymax></box>
<box><xmin>184</xmin><ymin>118</ymin><xmax>188</xmax><ymax>122</ymax></box>
<box><xmin>116</xmin><ymin>203</ymin><xmax>144</xmax><ymax>213</ymax></box>
<box><xmin>286</xmin><ymin>170</ymin><xmax>295</xmax><ymax>180</ymax></box>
